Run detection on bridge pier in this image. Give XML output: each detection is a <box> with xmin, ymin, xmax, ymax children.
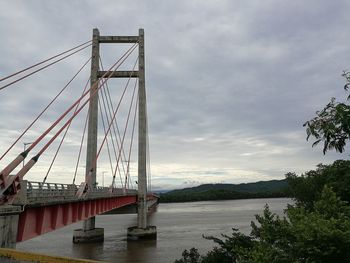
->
<box><xmin>73</xmin><ymin>215</ymin><xmax>104</xmax><ymax>243</ymax></box>
<box><xmin>0</xmin><ymin>205</ymin><xmax>21</xmax><ymax>248</ymax></box>
<box><xmin>72</xmin><ymin>227</ymin><xmax>104</xmax><ymax>244</ymax></box>
<box><xmin>127</xmin><ymin>226</ymin><xmax>157</xmax><ymax>240</ymax></box>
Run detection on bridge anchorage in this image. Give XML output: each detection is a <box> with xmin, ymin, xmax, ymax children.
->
<box><xmin>0</xmin><ymin>28</ymin><xmax>157</xmax><ymax>248</ymax></box>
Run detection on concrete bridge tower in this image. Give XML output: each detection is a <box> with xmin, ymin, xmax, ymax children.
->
<box><xmin>73</xmin><ymin>28</ymin><xmax>157</xmax><ymax>243</ymax></box>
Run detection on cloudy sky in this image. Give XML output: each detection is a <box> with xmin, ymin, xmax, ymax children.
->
<box><xmin>0</xmin><ymin>0</ymin><xmax>350</xmax><ymax>190</ymax></box>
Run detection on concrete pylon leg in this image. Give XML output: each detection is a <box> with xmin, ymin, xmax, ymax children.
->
<box><xmin>127</xmin><ymin>28</ymin><xmax>156</xmax><ymax>241</ymax></box>
<box><xmin>73</xmin><ymin>28</ymin><xmax>104</xmax><ymax>244</ymax></box>
<box><xmin>83</xmin><ymin>216</ymin><xmax>95</xmax><ymax>231</ymax></box>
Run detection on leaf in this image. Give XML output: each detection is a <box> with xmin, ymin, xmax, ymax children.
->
<box><xmin>312</xmin><ymin>139</ymin><xmax>322</xmax><ymax>147</ymax></box>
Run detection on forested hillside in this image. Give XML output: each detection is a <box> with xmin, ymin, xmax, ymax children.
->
<box><xmin>160</xmin><ymin>179</ymin><xmax>288</xmax><ymax>203</ymax></box>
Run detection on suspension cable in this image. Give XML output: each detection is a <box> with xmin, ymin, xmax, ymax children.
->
<box><xmin>111</xmin><ymin>77</ymin><xmax>138</xmax><ymax>187</ymax></box>
<box><xmin>99</xmin><ymin>57</ymin><xmax>129</xmax><ymax>176</ymax></box>
<box><xmin>43</xmin><ymin>77</ymin><xmax>90</xmax><ymax>184</ymax></box>
<box><xmin>73</xmin><ymin>106</ymin><xmax>89</xmax><ymax>184</ymax></box>
<box><xmin>0</xmin><ymin>40</ymin><xmax>91</xmax><ymax>82</ymax></box>
<box><xmin>101</xmin><ymin>82</ymin><xmax>129</xmax><ymax>178</ymax></box>
<box><xmin>0</xmin><ymin>43</ymin><xmax>138</xmax><ymax>181</ymax></box>
<box><xmin>36</xmin><ymin>44</ymin><xmax>138</xmax><ymax>157</ymax></box>
<box><xmin>125</xmin><ymin>87</ymin><xmax>139</xmax><ymax>189</ymax></box>
<box><xmin>0</xmin><ymin>56</ymin><xmax>92</xmax><ymax>161</ymax></box>
<box><xmin>98</xmin><ymin>95</ymin><xmax>115</xmax><ymax>184</ymax></box>
<box><xmin>27</xmin><ymin>43</ymin><xmax>138</xmax><ymax>153</ymax></box>
<box><xmin>0</xmin><ymin>43</ymin><xmax>92</xmax><ymax>91</ymax></box>
<box><xmin>99</xmin><ymin>84</ymin><xmax>125</xmax><ymax>187</ymax></box>
<box><xmin>99</xmin><ymin>83</ymin><xmax>122</xmax><ymax>173</ymax></box>
<box><xmin>93</xmin><ymin>57</ymin><xmax>139</xmax><ymax>169</ymax></box>
<box><xmin>12</xmin><ymin>66</ymin><xmax>125</xmax><ymax>181</ymax></box>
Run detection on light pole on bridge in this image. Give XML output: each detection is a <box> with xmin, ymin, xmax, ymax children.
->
<box><xmin>101</xmin><ymin>171</ymin><xmax>107</xmax><ymax>187</ymax></box>
<box><xmin>23</xmin><ymin>142</ymin><xmax>33</xmax><ymax>167</ymax></box>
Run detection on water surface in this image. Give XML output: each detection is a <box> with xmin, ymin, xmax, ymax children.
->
<box><xmin>18</xmin><ymin>198</ymin><xmax>291</xmax><ymax>262</ymax></box>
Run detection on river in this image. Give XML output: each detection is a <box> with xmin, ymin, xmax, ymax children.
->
<box><xmin>17</xmin><ymin>198</ymin><xmax>291</xmax><ymax>262</ymax></box>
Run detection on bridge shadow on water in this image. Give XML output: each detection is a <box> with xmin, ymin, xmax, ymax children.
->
<box><xmin>67</xmin><ymin>211</ymin><xmax>158</xmax><ymax>262</ymax></box>
<box><xmin>71</xmin><ymin>239</ymin><xmax>158</xmax><ymax>263</ymax></box>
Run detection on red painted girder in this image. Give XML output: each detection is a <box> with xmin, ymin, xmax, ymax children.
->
<box><xmin>17</xmin><ymin>195</ymin><xmax>137</xmax><ymax>242</ymax></box>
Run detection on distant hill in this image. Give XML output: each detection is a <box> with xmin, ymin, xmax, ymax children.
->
<box><xmin>159</xmin><ymin>179</ymin><xmax>288</xmax><ymax>203</ymax></box>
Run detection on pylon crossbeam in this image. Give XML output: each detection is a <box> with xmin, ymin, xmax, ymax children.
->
<box><xmin>97</xmin><ymin>70</ymin><xmax>138</xmax><ymax>78</ymax></box>
<box><xmin>99</xmin><ymin>36</ymin><xmax>139</xmax><ymax>43</ymax></box>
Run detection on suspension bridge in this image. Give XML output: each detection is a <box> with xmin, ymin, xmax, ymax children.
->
<box><xmin>0</xmin><ymin>28</ymin><xmax>158</xmax><ymax>249</ymax></box>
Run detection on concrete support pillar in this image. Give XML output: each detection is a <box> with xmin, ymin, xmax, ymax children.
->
<box><xmin>0</xmin><ymin>206</ymin><xmax>21</xmax><ymax>248</ymax></box>
<box><xmin>83</xmin><ymin>27</ymin><xmax>100</xmax><ymax>232</ymax></box>
<box><xmin>73</xmin><ymin>28</ymin><xmax>104</xmax><ymax>243</ymax></box>
<box><xmin>127</xmin><ymin>29</ymin><xmax>156</xmax><ymax>241</ymax></box>
<box><xmin>137</xmin><ymin>28</ymin><xmax>147</xmax><ymax>229</ymax></box>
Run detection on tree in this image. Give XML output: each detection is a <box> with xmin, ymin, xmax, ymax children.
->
<box><xmin>304</xmin><ymin>71</ymin><xmax>350</xmax><ymax>154</ymax></box>
<box><xmin>286</xmin><ymin>160</ymin><xmax>350</xmax><ymax>208</ymax></box>
<box><xmin>175</xmin><ymin>248</ymin><xmax>201</xmax><ymax>263</ymax></box>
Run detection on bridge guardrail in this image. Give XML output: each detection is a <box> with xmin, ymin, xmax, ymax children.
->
<box><xmin>13</xmin><ymin>180</ymin><xmax>138</xmax><ymax>206</ymax></box>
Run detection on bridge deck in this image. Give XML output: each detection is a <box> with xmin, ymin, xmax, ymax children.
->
<box><xmin>3</xmin><ymin>180</ymin><xmax>158</xmax><ymax>242</ymax></box>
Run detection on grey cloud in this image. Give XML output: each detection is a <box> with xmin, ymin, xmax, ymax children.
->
<box><xmin>1</xmin><ymin>0</ymin><xmax>350</xmax><ymax>189</ymax></box>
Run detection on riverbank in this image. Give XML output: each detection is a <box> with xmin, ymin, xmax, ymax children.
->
<box><xmin>159</xmin><ymin>189</ymin><xmax>288</xmax><ymax>203</ymax></box>
<box><xmin>159</xmin><ymin>179</ymin><xmax>288</xmax><ymax>203</ymax></box>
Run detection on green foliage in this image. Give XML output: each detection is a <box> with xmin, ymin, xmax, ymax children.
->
<box><xmin>286</xmin><ymin>160</ymin><xmax>350</xmax><ymax>208</ymax></box>
<box><xmin>285</xmin><ymin>186</ymin><xmax>350</xmax><ymax>262</ymax></box>
<box><xmin>202</xmin><ymin>229</ymin><xmax>254</xmax><ymax>262</ymax></box>
<box><xmin>174</xmin><ymin>248</ymin><xmax>201</xmax><ymax>263</ymax></box>
<box><xmin>304</xmin><ymin>71</ymin><xmax>350</xmax><ymax>154</ymax></box>
<box><xmin>175</xmin><ymin>161</ymin><xmax>350</xmax><ymax>263</ymax></box>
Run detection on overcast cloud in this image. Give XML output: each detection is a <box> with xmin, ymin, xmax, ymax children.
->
<box><xmin>0</xmin><ymin>0</ymin><xmax>349</xmax><ymax>190</ymax></box>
